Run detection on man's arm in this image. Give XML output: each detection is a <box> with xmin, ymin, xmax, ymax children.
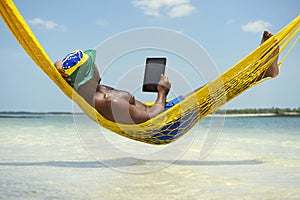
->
<box><xmin>145</xmin><ymin>75</ymin><xmax>171</xmax><ymax>117</ymax></box>
<box><xmin>54</xmin><ymin>61</ymin><xmax>73</xmax><ymax>87</ymax></box>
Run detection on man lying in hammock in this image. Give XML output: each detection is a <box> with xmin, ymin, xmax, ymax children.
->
<box><xmin>54</xmin><ymin>30</ymin><xmax>279</xmax><ymax>124</ymax></box>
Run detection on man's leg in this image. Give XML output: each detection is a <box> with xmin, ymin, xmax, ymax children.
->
<box><xmin>260</xmin><ymin>30</ymin><xmax>279</xmax><ymax>78</ymax></box>
<box><xmin>184</xmin><ymin>30</ymin><xmax>280</xmax><ymax>98</ymax></box>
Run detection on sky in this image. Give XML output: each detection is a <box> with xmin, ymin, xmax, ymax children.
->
<box><xmin>0</xmin><ymin>0</ymin><xmax>299</xmax><ymax>112</ymax></box>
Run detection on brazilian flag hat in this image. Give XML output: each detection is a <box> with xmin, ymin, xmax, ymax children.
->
<box><xmin>62</xmin><ymin>49</ymin><xmax>96</xmax><ymax>89</ymax></box>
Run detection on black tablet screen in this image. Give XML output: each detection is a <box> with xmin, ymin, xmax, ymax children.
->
<box><xmin>142</xmin><ymin>58</ymin><xmax>167</xmax><ymax>92</ymax></box>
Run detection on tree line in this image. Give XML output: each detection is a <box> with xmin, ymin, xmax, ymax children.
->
<box><xmin>215</xmin><ymin>107</ymin><xmax>300</xmax><ymax>114</ymax></box>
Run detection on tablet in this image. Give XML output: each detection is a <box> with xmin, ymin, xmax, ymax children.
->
<box><xmin>142</xmin><ymin>57</ymin><xmax>167</xmax><ymax>92</ymax></box>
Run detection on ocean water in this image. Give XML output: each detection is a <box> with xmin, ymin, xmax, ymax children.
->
<box><xmin>0</xmin><ymin>115</ymin><xmax>299</xmax><ymax>199</ymax></box>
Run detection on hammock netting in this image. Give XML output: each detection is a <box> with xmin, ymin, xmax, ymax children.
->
<box><xmin>1</xmin><ymin>0</ymin><xmax>299</xmax><ymax>145</ymax></box>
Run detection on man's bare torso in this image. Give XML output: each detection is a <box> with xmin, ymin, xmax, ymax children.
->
<box><xmin>94</xmin><ymin>85</ymin><xmax>148</xmax><ymax>123</ymax></box>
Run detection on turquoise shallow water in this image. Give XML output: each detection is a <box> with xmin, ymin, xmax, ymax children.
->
<box><xmin>0</xmin><ymin>115</ymin><xmax>299</xmax><ymax>199</ymax></box>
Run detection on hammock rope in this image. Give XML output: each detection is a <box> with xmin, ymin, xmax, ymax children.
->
<box><xmin>1</xmin><ymin>0</ymin><xmax>299</xmax><ymax>145</ymax></box>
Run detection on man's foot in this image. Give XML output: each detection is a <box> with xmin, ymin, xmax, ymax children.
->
<box><xmin>260</xmin><ymin>30</ymin><xmax>279</xmax><ymax>78</ymax></box>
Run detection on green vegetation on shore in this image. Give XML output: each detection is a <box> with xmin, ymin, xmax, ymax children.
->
<box><xmin>0</xmin><ymin>111</ymin><xmax>77</xmax><ymax>118</ymax></box>
<box><xmin>215</xmin><ymin>107</ymin><xmax>300</xmax><ymax>115</ymax></box>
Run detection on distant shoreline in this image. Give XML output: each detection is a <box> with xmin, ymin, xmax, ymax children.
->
<box><xmin>213</xmin><ymin>107</ymin><xmax>300</xmax><ymax>117</ymax></box>
<box><xmin>0</xmin><ymin>112</ymin><xmax>85</xmax><ymax>119</ymax></box>
<box><xmin>210</xmin><ymin>112</ymin><xmax>300</xmax><ymax>117</ymax></box>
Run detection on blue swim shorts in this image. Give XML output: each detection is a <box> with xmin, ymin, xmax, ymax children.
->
<box><xmin>165</xmin><ymin>95</ymin><xmax>185</xmax><ymax>111</ymax></box>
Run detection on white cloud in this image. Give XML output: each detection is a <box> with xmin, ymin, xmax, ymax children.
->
<box><xmin>241</xmin><ymin>20</ymin><xmax>272</xmax><ymax>33</ymax></box>
<box><xmin>168</xmin><ymin>4</ymin><xmax>196</xmax><ymax>18</ymax></box>
<box><xmin>132</xmin><ymin>0</ymin><xmax>196</xmax><ymax>18</ymax></box>
<box><xmin>28</xmin><ymin>18</ymin><xmax>66</xmax><ymax>31</ymax></box>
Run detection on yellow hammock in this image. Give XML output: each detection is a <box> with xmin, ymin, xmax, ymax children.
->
<box><xmin>1</xmin><ymin>0</ymin><xmax>299</xmax><ymax>145</ymax></box>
